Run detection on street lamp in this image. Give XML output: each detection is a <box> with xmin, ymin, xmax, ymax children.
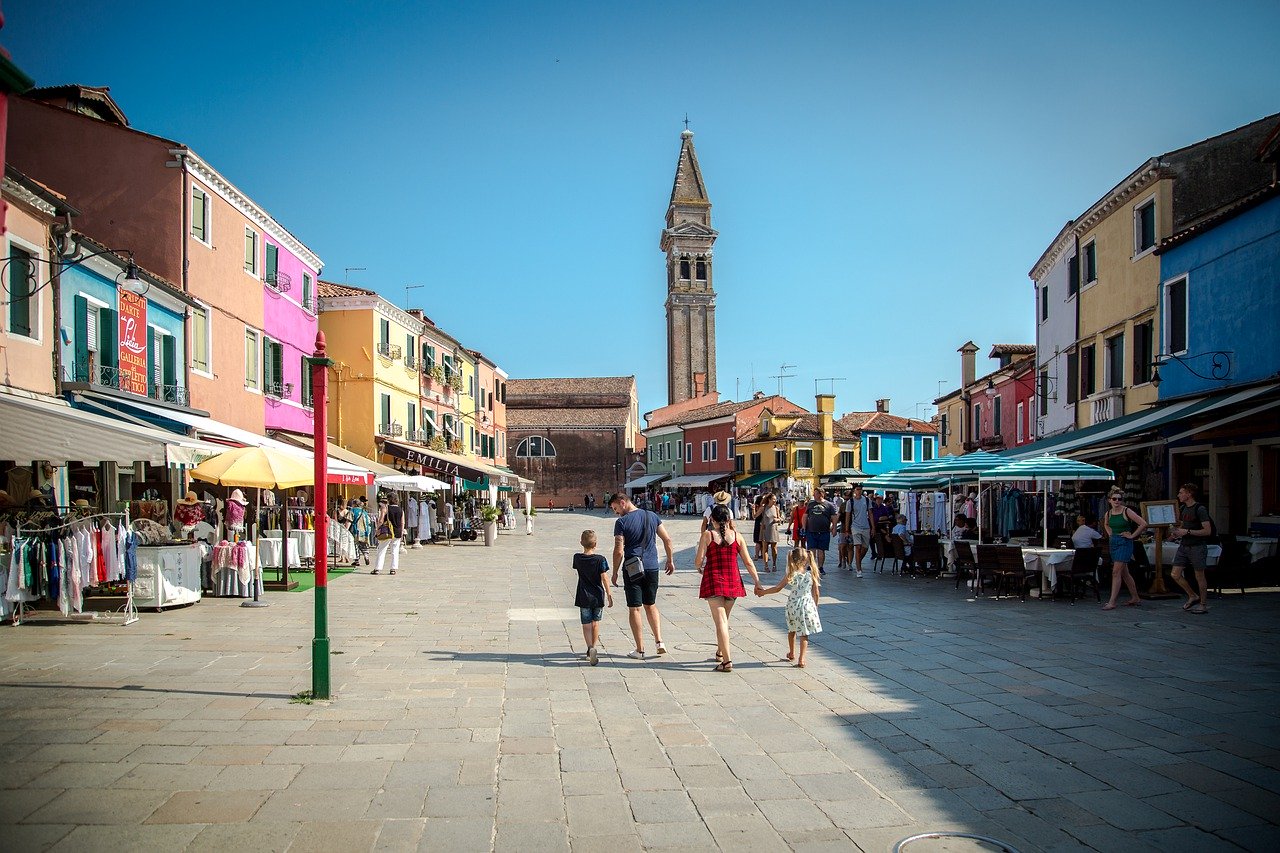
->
<box><xmin>1150</xmin><ymin>351</ymin><xmax>1232</xmax><ymax>389</ymax></box>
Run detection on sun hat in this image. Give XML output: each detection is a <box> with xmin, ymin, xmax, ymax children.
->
<box><xmin>177</xmin><ymin>490</ymin><xmax>199</xmax><ymax>505</ymax></box>
<box><xmin>228</xmin><ymin>489</ymin><xmax>249</xmax><ymax>505</ymax></box>
<box><xmin>73</xmin><ymin>498</ymin><xmax>91</xmax><ymax>509</ymax></box>
<box><xmin>713</xmin><ymin>490</ymin><xmax>732</xmax><ymax>505</ymax></box>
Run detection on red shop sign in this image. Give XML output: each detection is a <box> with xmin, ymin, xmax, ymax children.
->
<box><xmin>118</xmin><ymin>291</ymin><xmax>149</xmax><ymax>396</ymax></box>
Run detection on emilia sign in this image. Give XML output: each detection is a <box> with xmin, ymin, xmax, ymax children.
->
<box><xmin>117</xmin><ymin>291</ymin><xmax>148</xmax><ymax>396</ymax></box>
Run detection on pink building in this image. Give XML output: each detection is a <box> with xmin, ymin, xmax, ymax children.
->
<box><xmin>262</xmin><ymin>234</ymin><xmax>321</xmax><ymax>436</ymax></box>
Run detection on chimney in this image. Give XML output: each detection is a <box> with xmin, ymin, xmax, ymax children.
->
<box><xmin>875</xmin><ymin>398</ymin><xmax>889</xmax><ymax>413</ymax></box>
<box><xmin>693</xmin><ymin>372</ymin><xmax>706</xmax><ymax>397</ymax></box>
<box><xmin>959</xmin><ymin>341</ymin><xmax>979</xmax><ymax>389</ymax></box>
<box><xmin>752</xmin><ymin>390</ymin><xmax>765</xmax><ymax>400</ymax></box>
<box><xmin>816</xmin><ymin>394</ymin><xmax>834</xmax><ymax>441</ymax></box>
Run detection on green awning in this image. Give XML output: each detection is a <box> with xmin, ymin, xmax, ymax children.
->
<box><xmin>498</xmin><ymin>485</ymin><xmax>514</xmax><ymax>492</ymax></box>
<box><xmin>736</xmin><ymin>471</ymin><xmax>784</xmax><ymax>488</ymax></box>
<box><xmin>461</xmin><ymin>477</ymin><xmax>489</xmax><ymax>490</ymax></box>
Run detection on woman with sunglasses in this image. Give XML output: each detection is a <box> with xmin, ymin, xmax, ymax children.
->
<box><xmin>1102</xmin><ymin>487</ymin><xmax>1148</xmax><ymax>610</ymax></box>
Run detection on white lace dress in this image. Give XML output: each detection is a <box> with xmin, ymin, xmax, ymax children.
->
<box><xmin>784</xmin><ymin>571</ymin><xmax>822</xmax><ymax>636</ymax></box>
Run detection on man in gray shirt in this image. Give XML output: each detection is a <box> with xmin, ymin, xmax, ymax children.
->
<box><xmin>844</xmin><ymin>484</ymin><xmax>873</xmax><ymax>578</ymax></box>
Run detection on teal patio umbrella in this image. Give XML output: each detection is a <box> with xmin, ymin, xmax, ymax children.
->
<box><xmin>980</xmin><ymin>455</ymin><xmax>1116</xmax><ymax>547</ymax></box>
<box><xmin>904</xmin><ymin>451</ymin><xmax>1007</xmax><ymax>541</ymax></box>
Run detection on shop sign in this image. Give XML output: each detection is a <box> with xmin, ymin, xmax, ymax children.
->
<box><xmin>118</xmin><ymin>291</ymin><xmax>149</xmax><ymax>396</ymax></box>
<box><xmin>329</xmin><ymin>471</ymin><xmax>374</xmax><ymax>485</ymax></box>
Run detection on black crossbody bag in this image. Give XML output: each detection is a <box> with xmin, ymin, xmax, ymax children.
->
<box><xmin>621</xmin><ymin>511</ymin><xmax>655</xmax><ymax>580</ymax></box>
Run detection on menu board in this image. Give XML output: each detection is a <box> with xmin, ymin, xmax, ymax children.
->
<box><xmin>1141</xmin><ymin>500</ymin><xmax>1178</xmax><ymax>526</ymax></box>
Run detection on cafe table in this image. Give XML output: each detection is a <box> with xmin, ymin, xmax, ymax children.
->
<box><xmin>1239</xmin><ymin>536</ymin><xmax>1278</xmax><ymax>561</ymax></box>
<box><xmin>1143</xmin><ymin>541</ymin><xmax>1222</xmax><ymax>567</ymax></box>
<box><xmin>1022</xmin><ymin>547</ymin><xmax>1077</xmax><ymax>592</ymax></box>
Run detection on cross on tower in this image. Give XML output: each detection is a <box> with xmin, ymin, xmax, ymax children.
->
<box><xmin>683</xmin><ymin>113</ymin><xmax>690</xmax><ymax>131</ymax></box>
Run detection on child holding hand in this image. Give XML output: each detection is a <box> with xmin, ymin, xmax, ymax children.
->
<box><xmin>757</xmin><ymin>547</ymin><xmax>822</xmax><ymax>667</ymax></box>
<box><xmin>573</xmin><ymin>530</ymin><xmax>613</xmax><ymax>665</ymax></box>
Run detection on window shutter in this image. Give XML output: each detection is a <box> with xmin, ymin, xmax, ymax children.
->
<box><xmin>1067</xmin><ymin>256</ymin><xmax>1079</xmax><ymax>295</ymax></box>
<box><xmin>162</xmin><ymin>334</ymin><xmax>177</xmax><ymax>387</ymax></box>
<box><xmin>8</xmin><ymin>247</ymin><xmax>32</xmax><ymax>336</ymax></box>
<box><xmin>99</xmin><ymin>308</ymin><xmax>118</xmax><ymax>368</ymax></box>
<box><xmin>192</xmin><ymin>189</ymin><xmax>206</xmax><ymax>241</ymax></box>
<box><xmin>271</xmin><ymin>341</ymin><xmax>283</xmax><ymax>391</ymax></box>
<box><xmin>73</xmin><ymin>295</ymin><xmax>90</xmax><ymax>381</ymax></box>
<box><xmin>147</xmin><ymin>325</ymin><xmax>157</xmax><ymax>394</ymax></box>
<box><xmin>265</xmin><ymin>243</ymin><xmax>278</xmax><ymax>279</ymax></box>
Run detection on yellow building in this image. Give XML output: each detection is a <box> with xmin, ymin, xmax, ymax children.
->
<box><xmin>316</xmin><ymin>282</ymin><xmax>423</xmax><ymax>466</ymax></box>
<box><xmin>734</xmin><ymin>395</ymin><xmax>855</xmax><ymax>493</ymax></box>
<box><xmin>455</xmin><ymin>348</ymin><xmax>479</xmax><ymax>459</ymax></box>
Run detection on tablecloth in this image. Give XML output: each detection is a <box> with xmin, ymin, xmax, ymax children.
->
<box><xmin>1144</xmin><ymin>542</ymin><xmax>1222</xmax><ymax>567</ymax></box>
<box><xmin>1023</xmin><ymin>547</ymin><xmax>1077</xmax><ymax>590</ymax></box>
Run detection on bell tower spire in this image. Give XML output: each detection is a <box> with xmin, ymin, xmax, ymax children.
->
<box><xmin>661</xmin><ymin>127</ymin><xmax>718</xmax><ymax>405</ymax></box>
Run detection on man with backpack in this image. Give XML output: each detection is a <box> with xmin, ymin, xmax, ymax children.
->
<box><xmin>843</xmin><ymin>484</ymin><xmax>874</xmax><ymax>578</ymax></box>
<box><xmin>801</xmin><ymin>488</ymin><xmax>838</xmax><ymax>574</ymax></box>
<box><xmin>1170</xmin><ymin>482</ymin><xmax>1216</xmax><ymax>615</ymax></box>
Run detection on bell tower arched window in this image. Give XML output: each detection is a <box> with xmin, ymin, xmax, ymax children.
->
<box><xmin>679</xmin><ymin>259</ymin><xmax>690</xmax><ymax>280</ymax></box>
<box><xmin>695</xmin><ymin>260</ymin><xmax>707</xmax><ymax>281</ymax></box>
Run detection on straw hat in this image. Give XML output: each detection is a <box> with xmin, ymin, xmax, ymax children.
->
<box><xmin>177</xmin><ymin>490</ymin><xmax>199</xmax><ymax>505</ymax></box>
<box><xmin>73</xmin><ymin>499</ymin><xmax>91</xmax><ymax>509</ymax></box>
<box><xmin>713</xmin><ymin>490</ymin><xmax>732</xmax><ymax>505</ymax></box>
<box><xmin>228</xmin><ymin>489</ymin><xmax>249</xmax><ymax>505</ymax></box>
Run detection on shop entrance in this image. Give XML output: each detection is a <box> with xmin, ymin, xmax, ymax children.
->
<box><xmin>1216</xmin><ymin>450</ymin><xmax>1249</xmax><ymax>534</ymax></box>
<box><xmin>1173</xmin><ymin>452</ymin><xmax>1210</xmax><ymax>506</ymax></box>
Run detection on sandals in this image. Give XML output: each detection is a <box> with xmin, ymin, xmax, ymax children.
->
<box><xmin>1182</xmin><ymin>600</ymin><xmax>1197</xmax><ymax>611</ymax></box>
<box><xmin>714</xmin><ymin>660</ymin><xmax>733</xmax><ymax>672</ymax></box>
<box><xmin>1124</xmin><ymin>599</ymin><xmax>1141</xmax><ymax>607</ymax></box>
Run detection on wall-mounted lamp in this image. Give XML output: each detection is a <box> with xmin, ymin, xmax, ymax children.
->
<box><xmin>1150</xmin><ymin>351</ymin><xmax>1233</xmax><ymax>389</ymax></box>
<box><xmin>119</xmin><ymin>260</ymin><xmax>149</xmax><ymax>297</ymax></box>
<box><xmin>283</xmin><ymin>382</ymin><xmax>295</xmax><ymax>399</ymax></box>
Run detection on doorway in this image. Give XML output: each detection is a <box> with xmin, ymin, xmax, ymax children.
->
<box><xmin>1217</xmin><ymin>450</ymin><xmax>1249</xmax><ymax>534</ymax></box>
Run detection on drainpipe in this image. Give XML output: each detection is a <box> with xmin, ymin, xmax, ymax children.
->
<box><xmin>1073</xmin><ymin>232</ymin><xmax>1081</xmax><ymax>428</ymax></box>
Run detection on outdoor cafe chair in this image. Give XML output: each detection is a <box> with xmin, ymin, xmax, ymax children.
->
<box><xmin>1210</xmin><ymin>534</ymin><xmax>1249</xmax><ymax>597</ymax></box>
<box><xmin>952</xmin><ymin>541</ymin><xmax>977</xmax><ymax>589</ymax></box>
<box><xmin>975</xmin><ymin>545</ymin><xmax>1002</xmax><ymax>595</ymax></box>
<box><xmin>994</xmin><ymin>545</ymin><xmax>1034</xmax><ymax>601</ymax></box>
<box><xmin>873</xmin><ymin>532</ymin><xmax>895</xmax><ymax>574</ymax></box>
<box><xmin>889</xmin><ymin>535</ymin><xmax>917</xmax><ymax>575</ymax></box>
<box><xmin>1061</xmin><ymin>547</ymin><xmax>1101</xmax><ymax>603</ymax></box>
<box><xmin>912</xmin><ymin>534</ymin><xmax>942</xmax><ymax>575</ymax></box>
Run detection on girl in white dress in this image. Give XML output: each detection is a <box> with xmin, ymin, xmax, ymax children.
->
<box><xmin>757</xmin><ymin>547</ymin><xmax>822</xmax><ymax>667</ymax></box>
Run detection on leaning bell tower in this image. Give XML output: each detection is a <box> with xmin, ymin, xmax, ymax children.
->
<box><xmin>661</xmin><ymin>128</ymin><xmax>718</xmax><ymax>405</ymax></box>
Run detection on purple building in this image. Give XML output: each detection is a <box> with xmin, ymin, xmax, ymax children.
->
<box><xmin>262</xmin><ymin>232</ymin><xmax>322</xmax><ymax>436</ymax></box>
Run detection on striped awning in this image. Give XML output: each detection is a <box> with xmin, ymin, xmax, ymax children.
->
<box><xmin>622</xmin><ymin>473</ymin><xmax>669</xmax><ymax>490</ymax></box>
<box><xmin>0</xmin><ymin>389</ymin><xmax>220</xmax><ymax>467</ymax></box>
<box><xmin>980</xmin><ymin>454</ymin><xmax>1115</xmax><ymax>483</ymax></box>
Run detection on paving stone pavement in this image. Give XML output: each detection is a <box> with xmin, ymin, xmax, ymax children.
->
<box><xmin>2</xmin><ymin>511</ymin><xmax>1279</xmax><ymax>852</ymax></box>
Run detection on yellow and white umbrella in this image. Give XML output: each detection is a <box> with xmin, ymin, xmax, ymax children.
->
<box><xmin>189</xmin><ymin>445</ymin><xmax>313</xmax><ymax>489</ymax></box>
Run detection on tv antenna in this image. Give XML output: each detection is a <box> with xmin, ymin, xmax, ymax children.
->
<box><xmin>405</xmin><ymin>284</ymin><xmax>424</xmax><ymax>307</ymax></box>
<box><xmin>344</xmin><ymin>267</ymin><xmax>366</xmax><ymax>284</ymax></box>
<box><xmin>815</xmin><ymin>377</ymin><xmax>845</xmax><ymax>395</ymax></box>
<box><xmin>768</xmin><ymin>363</ymin><xmax>796</xmax><ymax>397</ymax></box>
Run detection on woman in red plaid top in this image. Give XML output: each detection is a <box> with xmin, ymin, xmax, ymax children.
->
<box><xmin>696</xmin><ymin>504</ymin><xmax>764</xmax><ymax>671</ymax></box>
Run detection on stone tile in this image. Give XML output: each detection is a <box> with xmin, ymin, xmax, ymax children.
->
<box><xmin>757</xmin><ymin>798</ymin><xmax>837</xmax><ymax>833</ymax></box>
<box><xmin>288</xmin><ymin>760</ymin><xmax>391</xmax><ymax>790</ymax></box>
<box><xmin>3</xmin><ymin>825</ymin><xmax>74</xmax><ymax>851</ymax></box>
<box><xmin>635</xmin><ymin>820</ymin><xmax>716</xmax><ymax>849</ymax></box>
<box><xmin>416</xmin><ymin>817</ymin><xmax>494</xmax><ymax>852</ymax></box>
<box><xmin>145</xmin><ymin>789</ymin><xmax>270</xmax><ymax>824</ymax></box>
<box><xmin>48</xmin><ymin>824</ymin><xmax>203</xmax><ymax>852</ymax></box>
<box><xmin>496</xmin><ymin>779</ymin><xmax>566</xmax><ymax>822</ymax></box>
<box><xmin>626</xmin><ymin>789</ymin><xmax>699</xmax><ymax>824</ymax></box>
<box><xmin>0</xmin><ymin>787</ymin><xmax>61</xmax><ymax>823</ymax></box>
<box><xmin>570</xmin><ymin>834</ymin><xmax>643</xmax><ymax>853</ymax></box>
<box><xmin>187</xmin><ymin>822</ymin><xmax>301</xmax><ymax>852</ymax></box>
<box><xmin>422</xmin><ymin>785</ymin><xmax>497</xmax><ymax>818</ymax></box>
<box><xmin>494</xmin><ymin>820</ymin><xmax>570</xmax><ymax>852</ymax></box>
<box><xmin>252</xmin><ymin>789</ymin><xmax>376</xmax><ymax>822</ymax></box>
<box><xmin>115</xmin><ymin>763</ymin><xmax>222</xmax><ymax>790</ymax></box>
<box><xmin>687</xmin><ymin>785</ymin><xmax>758</xmax><ymax>816</ymax></box>
<box><xmin>26</xmin><ymin>761</ymin><xmax>135</xmax><ymax>789</ymax></box>
<box><xmin>25</xmin><ymin>788</ymin><xmax>169</xmax><ymax>825</ymax></box>
<box><xmin>206</xmin><ymin>763</ymin><xmax>302</xmax><ymax>790</ymax></box>
<box><xmin>288</xmin><ymin>819</ymin><xmax>380</xmax><ymax>852</ymax></box>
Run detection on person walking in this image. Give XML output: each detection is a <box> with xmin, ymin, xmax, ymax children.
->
<box><xmin>348</xmin><ymin>497</ymin><xmax>372</xmax><ymax>566</ymax></box>
<box><xmin>759</xmin><ymin>493</ymin><xmax>780</xmax><ymax>571</ymax></box>
<box><xmin>573</xmin><ymin>529</ymin><xmax>613</xmax><ymax>665</ymax></box>
<box><xmin>609</xmin><ymin>492</ymin><xmax>675</xmax><ymax>660</ymax></box>
<box><xmin>756</xmin><ymin>547</ymin><xmax>823</xmax><ymax>668</ymax></box>
<box><xmin>695</xmin><ymin>504</ymin><xmax>763</xmax><ymax>672</ymax></box>
<box><xmin>802</xmin><ymin>488</ymin><xmax>838</xmax><ymax>574</ymax></box>
<box><xmin>844</xmin><ymin>484</ymin><xmax>874</xmax><ymax>578</ymax></box>
<box><xmin>1169</xmin><ymin>483</ymin><xmax>1215</xmax><ymax>615</ymax></box>
<box><xmin>372</xmin><ymin>493</ymin><xmax>404</xmax><ymax>575</ymax></box>
<box><xmin>1102</xmin><ymin>486</ymin><xmax>1147</xmax><ymax>610</ymax></box>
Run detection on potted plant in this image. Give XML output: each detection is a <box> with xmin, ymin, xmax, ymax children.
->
<box><xmin>429</xmin><ymin>364</ymin><xmax>444</xmax><ymax>384</ymax></box>
<box><xmin>429</xmin><ymin>435</ymin><xmax>447</xmax><ymax>452</ymax></box>
<box><xmin>480</xmin><ymin>505</ymin><xmax>501</xmax><ymax>546</ymax></box>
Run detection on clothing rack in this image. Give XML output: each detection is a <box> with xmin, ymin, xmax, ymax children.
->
<box><xmin>6</xmin><ymin>507</ymin><xmax>137</xmax><ymax>626</ymax></box>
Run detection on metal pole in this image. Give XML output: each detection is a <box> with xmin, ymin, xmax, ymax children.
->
<box><xmin>310</xmin><ymin>332</ymin><xmax>333</xmax><ymax>699</ymax></box>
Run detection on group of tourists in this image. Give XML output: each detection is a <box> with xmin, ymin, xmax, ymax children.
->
<box><xmin>572</xmin><ymin>491</ymin><xmax>824</xmax><ymax>672</ymax></box>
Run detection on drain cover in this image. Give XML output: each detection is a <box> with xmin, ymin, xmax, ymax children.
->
<box><xmin>894</xmin><ymin>831</ymin><xmax>1021</xmax><ymax>853</ymax></box>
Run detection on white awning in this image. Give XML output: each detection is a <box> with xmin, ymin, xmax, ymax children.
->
<box><xmin>75</xmin><ymin>392</ymin><xmax>373</xmax><ymax>483</ymax></box>
<box><xmin>622</xmin><ymin>473</ymin><xmax>669</xmax><ymax>490</ymax></box>
<box><xmin>0</xmin><ymin>389</ymin><xmax>221</xmax><ymax>467</ymax></box>
<box><xmin>662</xmin><ymin>473</ymin><xmax>733</xmax><ymax>489</ymax></box>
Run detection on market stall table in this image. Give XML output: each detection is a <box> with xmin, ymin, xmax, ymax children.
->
<box><xmin>257</xmin><ymin>532</ymin><xmax>305</xmax><ymax>569</ymax></box>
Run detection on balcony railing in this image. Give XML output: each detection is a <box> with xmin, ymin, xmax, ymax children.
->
<box><xmin>72</xmin><ymin>360</ymin><xmax>122</xmax><ymax>389</ymax></box>
<box><xmin>264</xmin><ymin>381</ymin><xmax>285</xmax><ymax>400</ymax></box>
<box><xmin>301</xmin><ymin>294</ymin><xmax>315</xmax><ymax>312</ymax></box>
<box><xmin>404</xmin><ymin>352</ymin><xmax>417</xmax><ymax>370</ymax></box>
<box><xmin>379</xmin><ymin>422</ymin><xmax>404</xmax><ymax>437</ymax></box>
<box><xmin>408</xmin><ymin>429</ymin><xmax>433</xmax><ymax>443</ymax></box>
<box><xmin>148</xmin><ymin>383</ymin><xmax>189</xmax><ymax>407</ymax></box>
<box><xmin>1087</xmin><ymin>388</ymin><xmax>1126</xmax><ymax>425</ymax></box>
<box><xmin>376</xmin><ymin>342</ymin><xmax>402</xmax><ymax>360</ymax></box>
<box><xmin>265</xmin><ymin>270</ymin><xmax>292</xmax><ymax>293</ymax></box>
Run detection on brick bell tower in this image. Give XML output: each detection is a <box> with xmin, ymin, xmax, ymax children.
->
<box><xmin>661</xmin><ymin>128</ymin><xmax>718</xmax><ymax>405</ymax></box>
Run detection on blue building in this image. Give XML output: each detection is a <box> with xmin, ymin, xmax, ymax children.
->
<box><xmin>1154</xmin><ymin>186</ymin><xmax>1280</xmax><ymax>534</ymax></box>
<box><xmin>838</xmin><ymin>404</ymin><xmax>938</xmax><ymax>477</ymax></box>
<box><xmin>58</xmin><ymin>236</ymin><xmax>198</xmax><ymax>408</ymax></box>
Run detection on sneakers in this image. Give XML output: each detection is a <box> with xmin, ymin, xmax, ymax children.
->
<box><xmin>626</xmin><ymin>649</ymin><xmax>646</xmax><ymax>660</ymax></box>
<box><xmin>856</xmin><ymin>570</ymin><xmax>864</xmax><ymax>578</ymax></box>
<box><xmin>588</xmin><ymin>646</ymin><xmax>598</xmax><ymax>666</ymax></box>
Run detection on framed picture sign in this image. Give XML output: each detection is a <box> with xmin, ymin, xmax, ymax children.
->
<box><xmin>1141</xmin><ymin>500</ymin><xmax>1178</xmax><ymax>527</ymax></box>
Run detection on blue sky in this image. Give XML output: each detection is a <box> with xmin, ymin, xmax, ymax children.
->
<box><xmin>7</xmin><ymin>1</ymin><xmax>1279</xmax><ymax>419</ymax></box>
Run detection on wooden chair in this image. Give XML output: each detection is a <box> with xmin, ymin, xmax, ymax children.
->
<box><xmin>994</xmin><ymin>545</ymin><xmax>1034</xmax><ymax>600</ymax></box>
<box><xmin>952</xmin><ymin>541</ymin><xmax>977</xmax><ymax>589</ymax></box>
<box><xmin>1209</xmin><ymin>534</ymin><xmax>1248</xmax><ymax>596</ymax></box>
<box><xmin>873</xmin><ymin>532</ymin><xmax>895</xmax><ymax>573</ymax></box>
<box><xmin>975</xmin><ymin>545</ymin><xmax>1002</xmax><ymax>595</ymax></box>
<box><xmin>1061</xmin><ymin>547</ymin><xmax>1101</xmax><ymax>603</ymax></box>
<box><xmin>912</xmin><ymin>534</ymin><xmax>942</xmax><ymax>575</ymax></box>
<box><xmin>889</xmin><ymin>535</ymin><xmax>917</xmax><ymax>574</ymax></box>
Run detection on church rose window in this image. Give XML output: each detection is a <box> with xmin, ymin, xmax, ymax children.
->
<box><xmin>516</xmin><ymin>436</ymin><xmax>556</xmax><ymax>458</ymax></box>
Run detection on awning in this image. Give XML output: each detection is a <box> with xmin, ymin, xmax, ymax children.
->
<box><xmin>461</xmin><ymin>478</ymin><xmax>489</xmax><ymax>491</ymax></box>
<box><xmin>375</xmin><ymin>473</ymin><xmax>453</xmax><ymax>491</ymax></box>
<box><xmin>380</xmin><ymin>440</ymin><xmax>518</xmax><ymax>486</ymax></box>
<box><xmin>75</xmin><ymin>392</ymin><xmax>374</xmax><ymax>485</ymax></box>
<box><xmin>663</xmin><ymin>472</ymin><xmax>734</xmax><ymax>489</ymax></box>
<box><xmin>736</xmin><ymin>471</ymin><xmax>785</xmax><ymax>488</ymax></box>
<box><xmin>821</xmin><ymin>467</ymin><xmax>869</xmax><ymax>483</ymax></box>
<box><xmin>0</xmin><ymin>389</ymin><xmax>222</xmax><ymax>468</ymax></box>
<box><xmin>494</xmin><ymin>465</ymin><xmax>534</xmax><ymax>488</ymax></box>
<box><xmin>275</xmin><ymin>433</ymin><xmax>399</xmax><ymax>483</ymax></box>
<box><xmin>1006</xmin><ymin>383</ymin><xmax>1278</xmax><ymax>461</ymax></box>
<box><xmin>623</xmin><ymin>473</ymin><xmax>669</xmax><ymax>490</ymax></box>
